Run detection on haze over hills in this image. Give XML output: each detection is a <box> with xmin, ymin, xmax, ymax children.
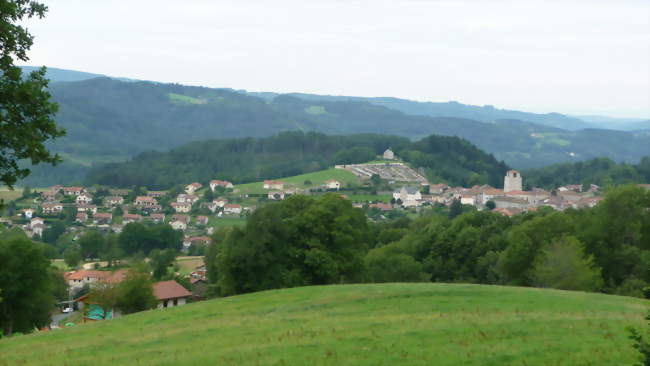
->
<box><xmin>15</xmin><ymin>67</ymin><xmax>650</xmax><ymax>187</ymax></box>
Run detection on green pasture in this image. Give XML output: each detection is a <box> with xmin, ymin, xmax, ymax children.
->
<box><xmin>0</xmin><ymin>283</ymin><xmax>646</xmax><ymax>366</ymax></box>
<box><xmin>235</xmin><ymin>168</ymin><xmax>359</xmax><ymax>195</ymax></box>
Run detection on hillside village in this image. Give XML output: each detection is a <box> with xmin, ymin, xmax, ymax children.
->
<box><xmin>2</xmin><ymin>149</ymin><xmax>629</xmax><ymax>250</ymax></box>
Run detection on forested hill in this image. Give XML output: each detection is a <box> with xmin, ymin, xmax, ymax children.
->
<box><xmin>85</xmin><ymin>132</ymin><xmax>509</xmax><ymax>189</ymax></box>
<box><xmin>524</xmin><ymin>157</ymin><xmax>650</xmax><ymax>189</ymax></box>
<box><xmin>18</xmin><ymin>77</ymin><xmax>650</xmax><ymax>186</ymax></box>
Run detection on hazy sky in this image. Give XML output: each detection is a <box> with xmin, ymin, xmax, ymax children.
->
<box><xmin>20</xmin><ymin>0</ymin><xmax>650</xmax><ymax>118</ymax></box>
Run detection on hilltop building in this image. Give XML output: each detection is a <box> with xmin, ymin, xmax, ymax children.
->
<box><xmin>383</xmin><ymin>148</ymin><xmax>395</xmax><ymax>160</ymax></box>
<box><xmin>504</xmin><ymin>170</ymin><xmax>523</xmax><ymax>193</ymax></box>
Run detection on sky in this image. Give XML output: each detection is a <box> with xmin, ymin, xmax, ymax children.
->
<box><xmin>20</xmin><ymin>0</ymin><xmax>650</xmax><ymax>118</ymax></box>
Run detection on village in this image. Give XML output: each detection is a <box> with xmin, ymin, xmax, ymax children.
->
<box><xmin>0</xmin><ymin>148</ymin><xmax>638</xmax><ymax>324</ymax></box>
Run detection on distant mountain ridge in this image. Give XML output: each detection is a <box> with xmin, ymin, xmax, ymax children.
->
<box><xmin>13</xmin><ymin>69</ymin><xmax>650</xmax><ymax>187</ymax></box>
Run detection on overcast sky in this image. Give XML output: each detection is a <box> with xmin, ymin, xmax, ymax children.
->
<box><xmin>20</xmin><ymin>0</ymin><xmax>650</xmax><ymax>118</ymax></box>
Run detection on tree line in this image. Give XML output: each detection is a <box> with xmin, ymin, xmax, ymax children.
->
<box><xmin>205</xmin><ymin>185</ymin><xmax>650</xmax><ymax>299</ymax></box>
<box><xmin>86</xmin><ymin>131</ymin><xmax>509</xmax><ymax>189</ymax></box>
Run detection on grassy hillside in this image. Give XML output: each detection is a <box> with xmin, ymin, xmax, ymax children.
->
<box><xmin>236</xmin><ymin>168</ymin><xmax>360</xmax><ymax>194</ymax></box>
<box><xmin>0</xmin><ymin>284</ymin><xmax>646</xmax><ymax>366</ymax></box>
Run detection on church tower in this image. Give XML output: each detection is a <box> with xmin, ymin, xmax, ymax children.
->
<box><xmin>504</xmin><ymin>170</ymin><xmax>522</xmax><ymax>192</ymax></box>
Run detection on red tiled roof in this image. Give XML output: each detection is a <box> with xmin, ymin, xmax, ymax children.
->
<box><xmin>153</xmin><ymin>280</ymin><xmax>191</xmax><ymax>300</ymax></box>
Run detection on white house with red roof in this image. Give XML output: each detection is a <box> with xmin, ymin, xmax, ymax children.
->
<box><xmin>185</xmin><ymin>182</ymin><xmax>202</xmax><ymax>194</ymax></box>
<box><xmin>324</xmin><ymin>179</ymin><xmax>341</xmax><ymax>190</ymax></box>
<box><xmin>171</xmin><ymin>202</ymin><xmax>191</xmax><ymax>213</ymax></box>
<box><xmin>135</xmin><ymin>196</ymin><xmax>158</xmax><ymax>207</ymax></box>
<box><xmin>223</xmin><ymin>204</ymin><xmax>242</xmax><ymax>215</ymax></box>
<box><xmin>263</xmin><ymin>180</ymin><xmax>284</xmax><ymax>190</ymax></box>
<box><xmin>210</xmin><ymin>180</ymin><xmax>234</xmax><ymax>191</ymax></box>
<box><xmin>153</xmin><ymin>280</ymin><xmax>192</xmax><ymax>309</ymax></box>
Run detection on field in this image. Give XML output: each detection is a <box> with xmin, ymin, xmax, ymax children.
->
<box><xmin>235</xmin><ymin>168</ymin><xmax>360</xmax><ymax>195</ymax></box>
<box><xmin>0</xmin><ymin>187</ymin><xmax>21</xmax><ymax>202</ymax></box>
<box><xmin>176</xmin><ymin>256</ymin><xmax>204</xmax><ymax>275</ymax></box>
<box><xmin>208</xmin><ymin>216</ymin><xmax>246</xmax><ymax>228</ymax></box>
<box><xmin>0</xmin><ymin>283</ymin><xmax>647</xmax><ymax>366</ymax></box>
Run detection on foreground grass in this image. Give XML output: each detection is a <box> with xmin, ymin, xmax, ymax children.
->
<box><xmin>0</xmin><ymin>283</ymin><xmax>647</xmax><ymax>366</ymax></box>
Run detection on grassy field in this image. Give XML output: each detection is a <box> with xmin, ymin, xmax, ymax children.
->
<box><xmin>0</xmin><ymin>283</ymin><xmax>647</xmax><ymax>366</ymax></box>
<box><xmin>346</xmin><ymin>194</ymin><xmax>392</xmax><ymax>203</ymax></box>
<box><xmin>235</xmin><ymin>168</ymin><xmax>360</xmax><ymax>195</ymax></box>
<box><xmin>176</xmin><ymin>256</ymin><xmax>204</xmax><ymax>275</ymax></box>
<box><xmin>208</xmin><ymin>216</ymin><xmax>246</xmax><ymax>228</ymax></box>
<box><xmin>0</xmin><ymin>187</ymin><xmax>21</xmax><ymax>202</ymax></box>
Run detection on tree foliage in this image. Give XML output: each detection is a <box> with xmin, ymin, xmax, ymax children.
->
<box><xmin>0</xmin><ymin>237</ymin><xmax>54</xmax><ymax>336</ymax></box>
<box><xmin>0</xmin><ymin>0</ymin><xmax>65</xmax><ymax>188</ymax></box>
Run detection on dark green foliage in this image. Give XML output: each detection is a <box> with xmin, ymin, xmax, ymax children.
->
<box><xmin>78</xmin><ymin>230</ymin><xmax>104</xmax><ymax>260</ymax></box>
<box><xmin>115</xmin><ymin>267</ymin><xmax>157</xmax><ymax>314</ymax></box>
<box><xmin>149</xmin><ymin>249</ymin><xmax>177</xmax><ymax>280</ymax></box>
<box><xmin>332</xmin><ymin>146</ymin><xmax>377</xmax><ymax>165</ymax></box>
<box><xmin>532</xmin><ymin>236</ymin><xmax>603</xmax><ymax>291</ymax></box>
<box><xmin>0</xmin><ymin>1</ymin><xmax>65</xmax><ymax>188</ymax></box>
<box><xmin>0</xmin><ymin>237</ymin><xmax>54</xmax><ymax>336</ymax></box>
<box><xmin>215</xmin><ymin>194</ymin><xmax>368</xmax><ymax>296</ymax></box>
<box><xmin>118</xmin><ymin>223</ymin><xmax>182</xmax><ymax>255</ymax></box>
<box><xmin>63</xmin><ymin>245</ymin><xmax>82</xmax><ymax>268</ymax></box>
<box><xmin>629</xmin><ymin>311</ymin><xmax>650</xmax><ymax>366</ymax></box>
<box><xmin>87</xmin><ymin>131</ymin><xmax>507</xmax><ymax>189</ymax></box>
<box><xmin>41</xmin><ymin>221</ymin><xmax>65</xmax><ymax>244</ymax></box>
<box><xmin>365</xmin><ymin>241</ymin><xmax>428</xmax><ymax>283</ymax></box>
<box><xmin>525</xmin><ymin>157</ymin><xmax>650</xmax><ymax>189</ymax></box>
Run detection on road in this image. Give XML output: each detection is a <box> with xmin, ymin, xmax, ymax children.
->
<box><xmin>50</xmin><ymin>311</ymin><xmax>75</xmax><ymax>328</ymax></box>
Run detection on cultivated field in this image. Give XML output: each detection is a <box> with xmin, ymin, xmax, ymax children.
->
<box><xmin>0</xmin><ymin>283</ymin><xmax>646</xmax><ymax>365</ymax></box>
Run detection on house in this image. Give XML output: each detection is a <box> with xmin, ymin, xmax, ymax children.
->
<box><xmin>31</xmin><ymin>223</ymin><xmax>44</xmax><ymax>237</ymax></box>
<box><xmin>104</xmin><ymin>196</ymin><xmax>124</xmax><ymax>207</ymax></box>
<box><xmin>144</xmin><ymin>204</ymin><xmax>163</xmax><ymax>213</ymax></box>
<box><xmin>109</xmin><ymin>189</ymin><xmax>129</xmax><ymax>197</ymax></box>
<box><xmin>76</xmin><ymin>212</ymin><xmax>88</xmax><ymax>223</ymax></box>
<box><xmin>147</xmin><ymin>191</ymin><xmax>167</xmax><ymax>198</ymax></box>
<box><xmin>77</xmin><ymin>204</ymin><xmax>98</xmax><ymax>215</ymax></box>
<box><xmin>176</xmin><ymin>194</ymin><xmax>199</xmax><ymax>204</ymax></box>
<box><xmin>65</xmin><ymin>269</ymin><xmax>127</xmax><ymax>291</ymax></box>
<box><xmin>210</xmin><ymin>180</ymin><xmax>234</xmax><ymax>191</ymax></box>
<box><xmin>223</xmin><ymin>204</ymin><xmax>242</xmax><ymax>215</ymax></box>
<box><xmin>196</xmin><ymin>216</ymin><xmax>209</xmax><ymax>226</ymax></box>
<box><xmin>190</xmin><ymin>278</ymin><xmax>208</xmax><ymax>300</ymax></box>
<box><xmin>112</xmin><ymin>224</ymin><xmax>124</xmax><ymax>234</ymax></box>
<box><xmin>42</xmin><ymin>203</ymin><xmax>63</xmax><ymax>215</ymax></box>
<box><xmin>392</xmin><ymin>186</ymin><xmax>422</xmax><ymax>204</ymax></box>
<box><xmin>122</xmin><ymin>213</ymin><xmax>142</xmax><ymax>224</ymax></box>
<box><xmin>63</xmin><ymin>187</ymin><xmax>86</xmax><ymax>196</ymax></box>
<box><xmin>149</xmin><ymin>213</ymin><xmax>165</xmax><ymax>223</ymax></box>
<box><xmin>185</xmin><ymin>182</ymin><xmax>202</xmax><ymax>194</ymax></box>
<box><xmin>492</xmin><ymin>207</ymin><xmax>523</xmax><ymax>217</ymax></box>
<box><xmin>324</xmin><ymin>179</ymin><xmax>341</xmax><ymax>190</ymax></box>
<box><xmin>76</xmin><ymin>193</ymin><xmax>93</xmax><ymax>205</ymax></box>
<box><xmin>135</xmin><ymin>196</ymin><xmax>158</xmax><ymax>207</ymax></box>
<box><xmin>383</xmin><ymin>148</ymin><xmax>395</xmax><ymax>160</ymax></box>
<box><xmin>492</xmin><ymin>196</ymin><xmax>530</xmax><ymax>209</ymax></box>
<box><xmin>182</xmin><ymin>236</ymin><xmax>211</xmax><ymax>249</ymax></box>
<box><xmin>170</xmin><ymin>215</ymin><xmax>190</xmax><ymax>230</ymax></box>
<box><xmin>171</xmin><ymin>202</ymin><xmax>192</xmax><ymax>213</ymax></box>
<box><xmin>558</xmin><ymin>190</ymin><xmax>583</xmax><ymax>203</ymax></box>
<box><xmin>460</xmin><ymin>194</ymin><xmax>476</xmax><ymax>206</ymax></box>
<box><xmin>153</xmin><ymin>280</ymin><xmax>192</xmax><ymax>309</ymax></box>
<box><xmin>368</xmin><ymin>203</ymin><xmax>393</xmax><ymax>211</ymax></box>
<box><xmin>263</xmin><ymin>180</ymin><xmax>284</xmax><ymax>190</ymax></box>
<box><xmin>213</xmin><ymin>197</ymin><xmax>227</xmax><ymax>207</ymax></box>
<box><xmin>480</xmin><ymin>188</ymin><xmax>504</xmax><ymax>205</ymax></box>
<box><xmin>40</xmin><ymin>190</ymin><xmax>58</xmax><ymax>202</ymax></box>
<box><xmin>21</xmin><ymin>208</ymin><xmax>35</xmax><ymax>219</ymax></box>
<box><xmin>93</xmin><ymin>213</ymin><xmax>113</xmax><ymax>224</ymax></box>
<box><xmin>30</xmin><ymin>217</ymin><xmax>44</xmax><ymax>227</ymax></box>
<box><xmin>267</xmin><ymin>191</ymin><xmax>285</xmax><ymax>200</ymax></box>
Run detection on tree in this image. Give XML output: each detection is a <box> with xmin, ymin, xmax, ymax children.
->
<box><xmin>370</xmin><ymin>174</ymin><xmax>382</xmax><ymax>187</ymax></box>
<box><xmin>532</xmin><ymin>236</ymin><xmax>603</xmax><ymax>291</ymax></box>
<box><xmin>115</xmin><ymin>266</ymin><xmax>157</xmax><ymax>314</ymax></box>
<box><xmin>101</xmin><ymin>234</ymin><xmax>123</xmax><ymax>268</ymax></box>
<box><xmin>149</xmin><ymin>248</ymin><xmax>177</xmax><ymax>280</ymax></box>
<box><xmin>78</xmin><ymin>230</ymin><xmax>104</xmax><ymax>260</ymax></box>
<box><xmin>63</xmin><ymin>245</ymin><xmax>82</xmax><ymax>268</ymax></box>
<box><xmin>0</xmin><ymin>1</ymin><xmax>65</xmax><ymax>189</ymax></box>
<box><xmin>485</xmin><ymin>200</ymin><xmax>496</xmax><ymax>210</ymax></box>
<box><xmin>448</xmin><ymin>199</ymin><xmax>463</xmax><ymax>219</ymax></box>
<box><xmin>21</xmin><ymin>186</ymin><xmax>32</xmax><ymax>199</ymax></box>
<box><xmin>42</xmin><ymin>220</ymin><xmax>65</xmax><ymax>244</ymax></box>
<box><xmin>88</xmin><ymin>281</ymin><xmax>119</xmax><ymax>320</ymax></box>
<box><xmin>0</xmin><ymin>237</ymin><xmax>54</xmax><ymax>336</ymax></box>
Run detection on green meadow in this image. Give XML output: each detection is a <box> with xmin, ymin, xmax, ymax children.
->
<box><xmin>235</xmin><ymin>168</ymin><xmax>360</xmax><ymax>194</ymax></box>
<box><xmin>0</xmin><ymin>283</ymin><xmax>646</xmax><ymax>366</ymax></box>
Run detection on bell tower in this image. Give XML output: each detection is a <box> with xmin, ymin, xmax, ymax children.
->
<box><xmin>504</xmin><ymin>170</ymin><xmax>522</xmax><ymax>192</ymax></box>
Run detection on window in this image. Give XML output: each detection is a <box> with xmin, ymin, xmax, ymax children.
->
<box><xmin>173</xmin><ymin>299</ymin><xmax>178</xmax><ymax>306</ymax></box>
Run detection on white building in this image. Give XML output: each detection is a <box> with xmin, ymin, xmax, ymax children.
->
<box><xmin>504</xmin><ymin>170</ymin><xmax>523</xmax><ymax>193</ymax></box>
<box><xmin>383</xmin><ymin>149</ymin><xmax>395</xmax><ymax>160</ymax></box>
